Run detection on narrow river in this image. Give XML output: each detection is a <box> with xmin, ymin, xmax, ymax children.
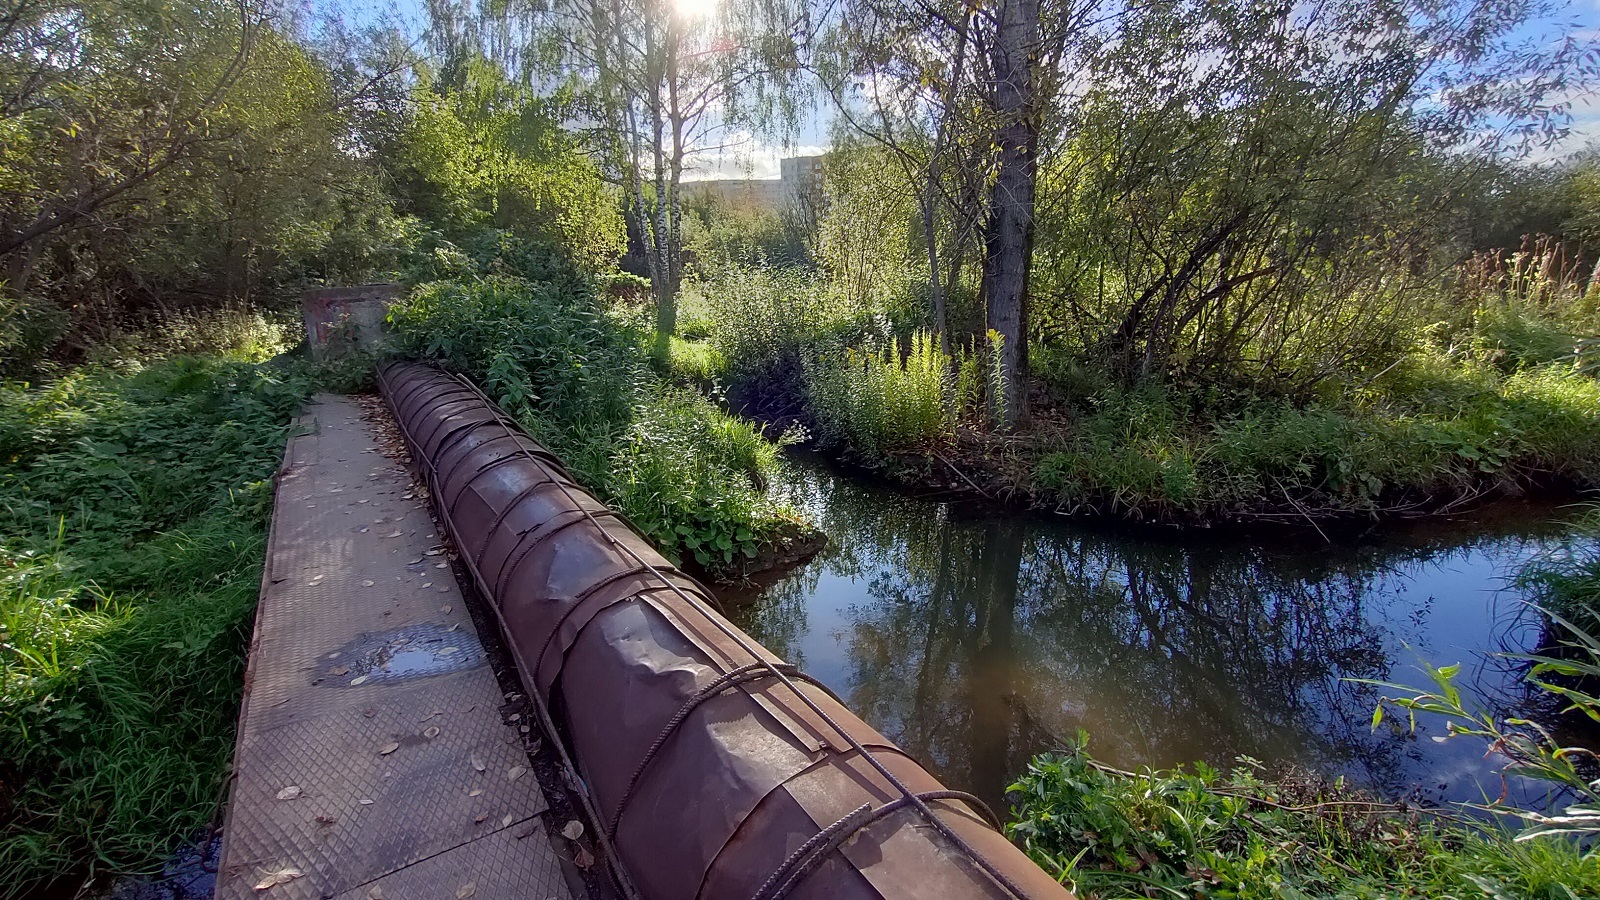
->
<box><xmin>724</xmin><ymin>455</ymin><xmax>1591</xmax><ymax>817</ymax></box>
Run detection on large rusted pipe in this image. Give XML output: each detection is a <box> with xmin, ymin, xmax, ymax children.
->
<box><xmin>377</xmin><ymin>361</ymin><xmax>1071</xmax><ymax>900</ymax></box>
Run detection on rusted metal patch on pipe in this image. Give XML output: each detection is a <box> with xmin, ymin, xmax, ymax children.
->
<box><xmin>377</xmin><ymin>361</ymin><xmax>1073</xmax><ymax>900</ymax></box>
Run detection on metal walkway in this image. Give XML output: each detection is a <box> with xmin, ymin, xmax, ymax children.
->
<box><xmin>215</xmin><ymin>395</ymin><xmax>575</xmax><ymax>900</ymax></box>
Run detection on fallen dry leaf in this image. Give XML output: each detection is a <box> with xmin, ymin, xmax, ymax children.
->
<box><xmin>385</xmin><ymin>530</ymin><xmax>404</xmax><ymax>538</ymax></box>
<box><xmin>574</xmin><ymin>847</ymin><xmax>595</xmax><ymax>869</ymax></box>
<box><xmin>471</xmin><ymin>753</ymin><xmax>486</xmax><ymax>773</ymax></box>
<box><xmin>437</xmin><ymin>647</ymin><xmax>460</xmax><ymax>656</ymax></box>
<box><xmin>350</xmin><ymin>675</ymin><xmax>369</xmax><ymax>686</ymax></box>
<box><xmin>469</xmin><ymin>788</ymin><xmax>484</xmax><ymax>797</ymax></box>
<box><xmin>253</xmin><ymin>866</ymin><xmax>304</xmax><ymax>891</ymax></box>
<box><xmin>275</xmin><ymin>786</ymin><xmax>302</xmax><ymax>801</ymax></box>
<box><xmin>501</xmin><ymin>813</ymin><xmax>514</xmax><ymax>828</ymax></box>
<box><xmin>367</xmin><ymin>886</ymin><xmax>384</xmax><ymax>899</ymax></box>
<box><xmin>359</xmin><ymin>799</ymin><xmax>374</xmax><ymax>805</ymax></box>
<box><xmin>315</xmin><ymin>814</ymin><xmax>336</xmax><ymax>826</ymax></box>
<box><xmin>440</xmin><ymin>604</ymin><xmax>452</xmax><ymax>613</ymax></box>
<box><xmin>423</xmin><ymin>726</ymin><xmax>441</xmax><ymax>740</ymax></box>
<box><xmin>561</xmin><ymin>820</ymin><xmax>584</xmax><ymax>841</ymax></box>
<box><xmin>425</xmin><ymin>548</ymin><xmax>444</xmax><ymax>556</ymax></box>
<box><xmin>456</xmin><ymin>881</ymin><xmax>477</xmax><ymax>899</ymax></box>
<box><xmin>474</xmin><ymin>812</ymin><xmax>488</xmax><ymax>824</ymax></box>
<box><xmin>507</xmin><ymin>765</ymin><xmax>528</xmax><ymax>782</ymax></box>
<box><xmin>361</xmin><ymin>580</ymin><xmax>375</xmax><ymax>587</ymax></box>
<box><xmin>378</xmin><ymin>741</ymin><xmax>400</xmax><ymax>756</ymax></box>
<box><xmin>330</xmin><ymin>666</ymin><xmax>349</xmax><ymax>676</ymax></box>
<box><xmin>434</xmin><ymin>562</ymin><xmax>448</xmax><ymax>569</ymax></box>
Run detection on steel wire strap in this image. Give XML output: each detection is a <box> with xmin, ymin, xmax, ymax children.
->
<box><xmin>428</xmin><ymin>367</ymin><xmax>1036</xmax><ymax>900</ymax></box>
<box><xmin>604</xmin><ymin>661</ymin><xmax>844</xmax><ymax>841</ymax></box>
<box><xmin>752</xmin><ymin>790</ymin><xmax>998</xmax><ymax>900</ymax></box>
<box><xmin>376</xmin><ymin>364</ymin><xmax>644</xmax><ymax>900</ymax></box>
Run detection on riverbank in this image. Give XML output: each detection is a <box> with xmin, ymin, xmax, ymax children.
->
<box><xmin>1006</xmin><ymin>741</ymin><xmax>1600</xmax><ymax>899</ymax></box>
<box><xmin>664</xmin><ymin>274</ymin><xmax>1600</xmax><ymax>529</ymax></box>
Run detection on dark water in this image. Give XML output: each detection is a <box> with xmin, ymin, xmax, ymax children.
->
<box><xmin>725</xmin><ymin>455</ymin><xmax>1592</xmax><ymax>817</ymax></box>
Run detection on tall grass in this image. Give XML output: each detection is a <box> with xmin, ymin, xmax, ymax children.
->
<box><xmin>803</xmin><ymin>331</ymin><xmax>955</xmax><ymax>456</ymax></box>
<box><xmin>1028</xmin><ymin>350</ymin><xmax>1600</xmax><ymax>519</ymax></box>
<box><xmin>0</xmin><ymin>356</ymin><xmax>311</xmax><ymax>891</ymax></box>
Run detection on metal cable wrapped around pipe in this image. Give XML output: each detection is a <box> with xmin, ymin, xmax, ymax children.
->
<box><xmin>377</xmin><ymin>361</ymin><xmax>1073</xmax><ymax>900</ymax></box>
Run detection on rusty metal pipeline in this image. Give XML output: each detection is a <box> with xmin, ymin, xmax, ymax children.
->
<box><xmin>377</xmin><ymin>361</ymin><xmax>1072</xmax><ymax>900</ymax></box>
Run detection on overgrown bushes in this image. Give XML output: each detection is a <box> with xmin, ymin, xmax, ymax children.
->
<box><xmin>386</xmin><ymin>269</ymin><xmax>810</xmax><ymax>572</ymax></box>
<box><xmin>0</xmin><ymin>356</ymin><xmax>313</xmax><ymax>889</ymax></box>
<box><xmin>1007</xmin><ymin>741</ymin><xmax>1599</xmax><ymax>899</ymax></box>
<box><xmin>1029</xmin><ymin>354</ymin><xmax>1600</xmax><ymax>520</ymax></box>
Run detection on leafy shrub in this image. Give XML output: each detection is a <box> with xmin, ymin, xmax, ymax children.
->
<box><xmin>697</xmin><ymin>264</ymin><xmax>919</xmax><ymax>386</ymax></box>
<box><xmin>80</xmin><ymin>306</ymin><xmax>299</xmax><ymax>368</ymax></box>
<box><xmin>389</xmin><ymin>275</ymin><xmax>638</xmax><ymax>486</ymax></box>
<box><xmin>1007</xmin><ymin>738</ymin><xmax>1600</xmax><ymax>899</ymax></box>
<box><xmin>803</xmin><ymin>331</ymin><xmax>954</xmax><ymax>456</ymax></box>
<box><xmin>613</xmin><ymin>389</ymin><xmax>802</xmax><ymax>568</ymax></box>
<box><xmin>387</xmin><ymin>275</ymin><xmax>806</xmax><ymax>572</ymax></box>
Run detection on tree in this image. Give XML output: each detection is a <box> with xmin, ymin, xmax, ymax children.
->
<box><xmin>977</xmin><ymin>0</ymin><xmax>1043</xmax><ymax>427</ymax></box>
<box><xmin>0</xmin><ymin>0</ymin><xmax>267</xmax><ymax>294</ymax></box>
<box><xmin>385</xmin><ymin>53</ymin><xmax>625</xmax><ymax>270</ymax></box>
<box><xmin>816</xmin><ymin>0</ymin><xmax>988</xmax><ymax>351</ymax></box>
<box><xmin>817</xmin><ymin>0</ymin><xmax>1091</xmax><ymax>428</ymax></box>
<box><xmin>501</xmin><ymin>0</ymin><xmax>808</xmax><ymax>355</ymax></box>
<box><xmin>1029</xmin><ymin>0</ymin><xmax>1598</xmax><ymax>391</ymax></box>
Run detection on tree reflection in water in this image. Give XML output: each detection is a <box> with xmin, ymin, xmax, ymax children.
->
<box><xmin>724</xmin><ymin>456</ymin><xmax>1580</xmax><ymax>814</ymax></box>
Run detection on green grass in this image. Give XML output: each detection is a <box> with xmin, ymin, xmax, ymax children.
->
<box><xmin>1007</xmin><ymin>740</ymin><xmax>1600</xmax><ymax>899</ymax></box>
<box><xmin>1028</xmin><ymin>353</ymin><xmax>1600</xmax><ymax>520</ymax></box>
<box><xmin>0</xmin><ymin>355</ymin><xmax>312</xmax><ymax>891</ymax></box>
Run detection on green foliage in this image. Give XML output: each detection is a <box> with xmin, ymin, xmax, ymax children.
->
<box><xmin>387</xmin><ymin>55</ymin><xmax>625</xmax><ymax>271</ymax></box>
<box><xmin>389</xmin><ymin>274</ymin><xmax>636</xmax><ymax>484</ymax></box>
<box><xmin>613</xmin><ymin>388</ymin><xmax>803</xmax><ymax>569</ymax></box>
<box><xmin>1025</xmin><ymin>351</ymin><xmax>1600</xmax><ymax>519</ymax></box>
<box><xmin>0</xmin><ymin>356</ymin><xmax>312</xmax><ymax>888</ymax></box>
<box><xmin>693</xmin><ymin>264</ymin><xmax>921</xmax><ymax>393</ymax></box>
<box><xmin>1008</xmin><ymin>738</ymin><xmax>1600</xmax><ymax>899</ymax></box>
<box><xmin>0</xmin><ymin>7</ymin><xmax>408</xmax><ymax>369</ymax></box>
<box><xmin>79</xmin><ymin>307</ymin><xmax>299</xmax><ymax>369</ymax></box>
<box><xmin>803</xmin><ymin>331</ymin><xmax>954</xmax><ymax>456</ymax></box>
<box><xmin>682</xmin><ymin>196</ymin><xmax>812</xmax><ymax>276</ymax></box>
<box><xmin>386</xmin><ymin>274</ymin><xmax>806</xmax><ymax>573</ymax></box>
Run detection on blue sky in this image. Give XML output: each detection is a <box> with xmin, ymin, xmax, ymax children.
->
<box><xmin>310</xmin><ymin>0</ymin><xmax>1600</xmax><ymax>175</ymax></box>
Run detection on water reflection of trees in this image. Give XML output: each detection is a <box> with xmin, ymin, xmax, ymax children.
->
<box><xmin>732</xmin><ymin>458</ymin><xmax>1572</xmax><ymax>812</ymax></box>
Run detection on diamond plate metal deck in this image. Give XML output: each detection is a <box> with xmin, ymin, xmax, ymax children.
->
<box><xmin>217</xmin><ymin>395</ymin><xmax>573</xmax><ymax>900</ymax></box>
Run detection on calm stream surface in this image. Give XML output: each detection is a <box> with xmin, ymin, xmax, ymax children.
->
<box><xmin>725</xmin><ymin>455</ymin><xmax>1591</xmax><ymax>817</ymax></box>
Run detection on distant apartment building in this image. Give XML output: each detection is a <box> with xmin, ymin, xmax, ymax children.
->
<box><xmin>681</xmin><ymin>154</ymin><xmax>825</xmax><ymax>215</ymax></box>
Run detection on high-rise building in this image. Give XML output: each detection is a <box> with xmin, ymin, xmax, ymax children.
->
<box><xmin>681</xmin><ymin>155</ymin><xmax>826</xmax><ymax>214</ymax></box>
